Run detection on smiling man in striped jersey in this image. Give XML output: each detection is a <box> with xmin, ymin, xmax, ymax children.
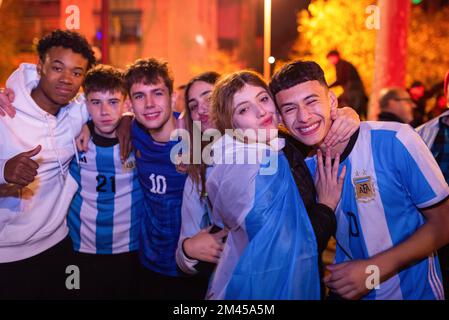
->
<box><xmin>270</xmin><ymin>60</ymin><xmax>449</xmax><ymax>300</ymax></box>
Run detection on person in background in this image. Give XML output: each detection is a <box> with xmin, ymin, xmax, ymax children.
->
<box><xmin>408</xmin><ymin>80</ymin><xmax>444</xmax><ymax>127</ymax></box>
<box><xmin>327</xmin><ymin>50</ymin><xmax>368</xmax><ymax>119</ymax></box>
<box><xmin>427</xmin><ymin>93</ymin><xmax>448</xmax><ymax>120</ymax></box>
<box><xmin>377</xmin><ymin>87</ymin><xmax>416</xmax><ymax>124</ymax></box>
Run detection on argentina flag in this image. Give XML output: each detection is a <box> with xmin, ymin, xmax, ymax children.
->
<box><xmin>205</xmin><ymin>134</ymin><xmax>320</xmax><ymax>300</ymax></box>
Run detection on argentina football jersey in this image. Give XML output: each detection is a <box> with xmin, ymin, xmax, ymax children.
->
<box><xmin>131</xmin><ymin>118</ymin><xmax>188</xmax><ymax>277</ymax></box>
<box><xmin>68</xmin><ymin>133</ymin><xmax>143</xmax><ymax>255</ymax></box>
<box><xmin>306</xmin><ymin>122</ymin><xmax>449</xmax><ymax>300</ymax></box>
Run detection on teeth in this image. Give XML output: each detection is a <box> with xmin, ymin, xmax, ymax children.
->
<box><xmin>299</xmin><ymin>122</ymin><xmax>319</xmax><ymax>133</ymax></box>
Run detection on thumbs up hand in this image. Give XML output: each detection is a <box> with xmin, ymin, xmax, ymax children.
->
<box><xmin>4</xmin><ymin>145</ymin><xmax>41</xmax><ymax>187</ymax></box>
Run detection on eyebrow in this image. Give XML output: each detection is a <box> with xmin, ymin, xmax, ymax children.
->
<box><xmin>303</xmin><ymin>94</ymin><xmax>320</xmax><ymax>101</ymax></box>
<box><xmin>280</xmin><ymin>93</ymin><xmax>319</xmax><ymax>108</ymax></box>
<box><xmin>188</xmin><ymin>90</ymin><xmax>212</xmax><ymax>104</ymax></box>
<box><xmin>234</xmin><ymin>90</ymin><xmax>268</xmax><ymax>109</ymax></box>
<box><xmin>52</xmin><ymin>59</ymin><xmax>85</xmax><ymax>71</ymax></box>
<box><xmin>200</xmin><ymin>90</ymin><xmax>212</xmax><ymax>98</ymax></box>
<box><xmin>132</xmin><ymin>91</ymin><xmax>144</xmax><ymax>98</ymax></box>
<box><xmin>132</xmin><ymin>86</ymin><xmax>165</xmax><ymax>97</ymax></box>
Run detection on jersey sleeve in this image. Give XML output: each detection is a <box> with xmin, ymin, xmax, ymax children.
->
<box><xmin>394</xmin><ymin>125</ymin><xmax>449</xmax><ymax>208</ymax></box>
<box><xmin>176</xmin><ymin>176</ymin><xmax>204</xmax><ymax>274</ymax></box>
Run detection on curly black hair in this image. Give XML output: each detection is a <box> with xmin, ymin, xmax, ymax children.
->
<box><xmin>37</xmin><ymin>29</ymin><xmax>96</xmax><ymax>70</ymax></box>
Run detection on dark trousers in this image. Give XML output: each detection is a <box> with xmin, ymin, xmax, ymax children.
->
<box><xmin>139</xmin><ymin>267</ymin><xmax>209</xmax><ymax>300</ymax></box>
<box><xmin>71</xmin><ymin>250</ymin><xmax>141</xmax><ymax>300</ymax></box>
<box><xmin>438</xmin><ymin>244</ymin><xmax>449</xmax><ymax>300</ymax></box>
<box><xmin>0</xmin><ymin>236</ymin><xmax>76</xmax><ymax>300</ymax></box>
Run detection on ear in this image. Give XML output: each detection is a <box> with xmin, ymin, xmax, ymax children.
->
<box><xmin>171</xmin><ymin>91</ymin><xmax>179</xmax><ymax>110</ymax></box>
<box><xmin>36</xmin><ymin>60</ymin><xmax>43</xmax><ymax>76</ymax></box>
<box><xmin>328</xmin><ymin>90</ymin><xmax>338</xmax><ymax>113</ymax></box>
<box><xmin>123</xmin><ymin>98</ymin><xmax>133</xmax><ymax>113</ymax></box>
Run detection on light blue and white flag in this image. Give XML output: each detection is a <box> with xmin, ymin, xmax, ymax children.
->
<box><xmin>206</xmin><ymin>134</ymin><xmax>320</xmax><ymax>300</ymax></box>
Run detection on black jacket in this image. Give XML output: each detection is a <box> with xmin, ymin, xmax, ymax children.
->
<box><xmin>281</xmin><ymin>133</ymin><xmax>336</xmax><ymax>297</ymax></box>
<box><xmin>377</xmin><ymin>112</ymin><xmax>405</xmax><ymax>123</ymax></box>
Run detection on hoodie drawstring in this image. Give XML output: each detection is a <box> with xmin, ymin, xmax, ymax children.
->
<box><xmin>68</xmin><ymin>113</ymin><xmax>81</xmax><ymax>167</ymax></box>
<box><xmin>44</xmin><ymin>113</ymin><xmax>66</xmax><ymax>186</ymax></box>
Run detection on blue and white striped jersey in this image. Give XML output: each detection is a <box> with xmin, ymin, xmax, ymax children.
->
<box><xmin>68</xmin><ymin>133</ymin><xmax>142</xmax><ymax>255</ymax></box>
<box><xmin>306</xmin><ymin>122</ymin><xmax>449</xmax><ymax>300</ymax></box>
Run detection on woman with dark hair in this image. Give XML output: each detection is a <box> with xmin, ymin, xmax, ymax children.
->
<box><xmin>175</xmin><ymin>72</ymin><xmax>228</xmax><ymax>297</ymax></box>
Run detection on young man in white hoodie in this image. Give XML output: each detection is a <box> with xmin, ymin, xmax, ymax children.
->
<box><xmin>0</xmin><ymin>30</ymin><xmax>96</xmax><ymax>299</ymax></box>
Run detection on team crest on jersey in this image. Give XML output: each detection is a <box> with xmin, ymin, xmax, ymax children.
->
<box><xmin>353</xmin><ymin>171</ymin><xmax>375</xmax><ymax>202</ymax></box>
<box><xmin>135</xmin><ymin>149</ymin><xmax>142</xmax><ymax>159</ymax></box>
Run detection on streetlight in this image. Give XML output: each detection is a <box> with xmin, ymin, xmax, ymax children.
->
<box><xmin>263</xmin><ymin>0</ymin><xmax>272</xmax><ymax>81</ymax></box>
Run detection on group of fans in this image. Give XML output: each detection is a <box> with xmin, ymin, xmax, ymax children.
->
<box><xmin>0</xmin><ymin>29</ymin><xmax>449</xmax><ymax>300</ymax></box>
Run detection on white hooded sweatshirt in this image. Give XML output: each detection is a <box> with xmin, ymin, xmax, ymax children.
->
<box><xmin>0</xmin><ymin>63</ymin><xmax>88</xmax><ymax>262</ymax></box>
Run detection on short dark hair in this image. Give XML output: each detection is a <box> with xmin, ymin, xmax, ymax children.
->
<box><xmin>37</xmin><ymin>29</ymin><xmax>96</xmax><ymax>70</ymax></box>
<box><xmin>82</xmin><ymin>64</ymin><xmax>126</xmax><ymax>98</ymax></box>
<box><xmin>124</xmin><ymin>58</ymin><xmax>174</xmax><ymax>95</ymax></box>
<box><xmin>269</xmin><ymin>60</ymin><xmax>328</xmax><ymax>96</ymax></box>
<box><xmin>326</xmin><ymin>50</ymin><xmax>340</xmax><ymax>58</ymax></box>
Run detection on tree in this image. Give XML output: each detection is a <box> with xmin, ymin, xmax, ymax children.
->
<box><xmin>288</xmin><ymin>0</ymin><xmax>376</xmax><ymax>93</ymax></box>
<box><xmin>288</xmin><ymin>0</ymin><xmax>449</xmax><ymax>94</ymax></box>
<box><xmin>407</xmin><ymin>6</ymin><xmax>449</xmax><ymax>87</ymax></box>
